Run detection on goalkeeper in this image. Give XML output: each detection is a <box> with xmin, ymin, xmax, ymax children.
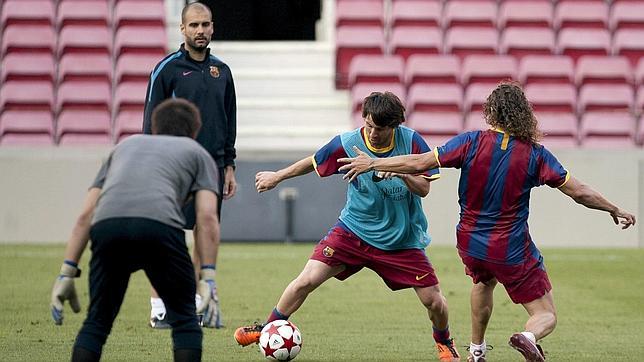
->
<box><xmin>49</xmin><ymin>98</ymin><xmax>221</xmax><ymax>362</ymax></box>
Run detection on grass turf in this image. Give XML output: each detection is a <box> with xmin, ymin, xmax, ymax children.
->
<box><xmin>1</xmin><ymin>243</ymin><xmax>643</xmax><ymax>361</ymax></box>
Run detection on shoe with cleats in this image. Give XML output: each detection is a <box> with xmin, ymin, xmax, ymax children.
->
<box><xmin>466</xmin><ymin>349</ymin><xmax>486</xmax><ymax>362</ymax></box>
<box><xmin>149</xmin><ymin>313</ymin><xmax>171</xmax><ymax>329</ymax></box>
<box><xmin>509</xmin><ymin>333</ymin><xmax>545</xmax><ymax>361</ymax></box>
<box><xmin>436</xmin><ymin>339</ymin><xmax>461</xmax><ymax>362</ymax></box>
<box><xmin>234</xmin><ymin>323</ymin><xmax>264</xmax><ymax>346</ymax></box>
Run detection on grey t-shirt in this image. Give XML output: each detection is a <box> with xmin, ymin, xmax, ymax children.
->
<box><xmin>91</xmin><ymin>134</ymin><xmax>220</xmax><ymax>229</ymax></box>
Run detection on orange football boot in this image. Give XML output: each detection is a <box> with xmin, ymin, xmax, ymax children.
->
<box><xmin>436</xmin><ymin>339</ymin><xmax>461</xmax><ymax>362</ymax></box>
<box><xmin>234</xmin><ymin>323</ymin><xmax>264</xmax><ymax>346</ymax></box>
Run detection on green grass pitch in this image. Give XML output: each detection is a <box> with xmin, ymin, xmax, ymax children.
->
<box><xmin>1</xmin><ymin>243</ymin><xmax>643</xmax><ymax>361</ymax></box>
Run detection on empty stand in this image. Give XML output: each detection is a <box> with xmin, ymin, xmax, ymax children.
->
<box><xmin>348</xmin><ymin>55</ymin><xmax>404</xmax><ymax>87</ymax></box>
<box><xmin>464</xmin><ymin>112</ymin><xmax>488</xmax><ymax>131</ymax></box>
<box><xmin>1</xmin><ymin>53</ymin><xmax>55</xmax><ymax>83</ymax></box>
<box><xmin>0</xmin><ymin>81</ymin><xmax>54</xmax><ymax>112</ymax></box>
<box><xmin>461</xmin><ymin>55</ymin><xmax>518</xmax><ymax>85</ymax></box>
<box><xmin>610</xmin><ymin>2</ymin><xmax>644</xmax><ymax>31</ymax></box>
<box><xmin>464</xmin><ymin>83</ymin><xmax>496</xmax><ymax>113</ymax></box>
<box><xmin>114</xmin><ymin>110</ymin><xmax>143</xmax><ymax>141</ymax></box>
<box><xmin>335</xmin><ymin>26</ymin><xmax>385</xmax><ymax>88</ymax></box>
<box><xmin>115</xmin><ymin>54</ymin><xmax>159</xmax><ymax>83</ymax></box>
<box><xmin>58</xmin><ymin>54</ymin><xmax>112</xmax><ymax>84</ymax></box>
<box><xmin>114</xmin><ymin>26</ymin><xmax>167</xmax><ymax>57</ymax></box>
<box><xmin>574</xmin><ymin>56</ymin><xmax>633</xmax><ymax>86</ymax></box>
<box><xmin>404</xmin><ymin>54</ymin><xmax>461</xmax><ymax>86</ymax></box>
<box><xmin>58</xmin><ymin>25</ymin><xmax>112</xmax><ymax>56</ymax></box>
<box><xmin>389</xmin><ymin>27</ymin><xmax>441</xmax><ymax>60</ymax></box>
<box><xmin>443</xmin><ymin>1</ymin><xmax>497</xmax><ymax>29</ymax></box>
<box><xmin>351</xmin><ymin>82</ymin><xmax>406</xmax><ymax>112</ymax></box>
<box><xmin>444</xmin><ymin>27</ymin><xmax>498</xmax><ymax>59</ymax></box>
<box><xmin>0</xmin><ymin>0</ymin><xmax>54</xmax><ymax>30</ymax></box>
<box><xmin>637</xmin><ymin>59</ymin><xmax>644</xmax><ymax>87</ymax></box>
<box><xmin>613</xmin><ymin>29</ymin><xmax>644</xmax><ymax>66</ymax></box>
<box><xmin>407</xmin><ymin>112</ymin><xmax>462</xmax><ymax>140</ymax></box>
<box><xmin>390</xmin><ymin>0</ymin><xmax>441</xmax><ymax>29</ymax></box>
<box><xmin>56</xmin><ymin>110</ymin><xmax>111</xmax><ymax>145</ymax></box>
<box><xmin>407</xmin><ymin>84</ymin><xmax>463</xmax><ymax>113</ymax></box>
<box><xmin>0</xmin><ymin>110</ymin><xmax>54</xmax><ymax>140</ymax></box>
<box><xmin>638</xmin><ymin>86</ymin><xmax>644</xmax><ymax>113</ymax></box>
<box><xmin>525</xmin><ymin>84</ymin><xmax>577</xmax><ymax>113</ymax></box>
<box><xmin>580</xmin><ymin>111</ymin><xmax>636</xmax><ymax>148</ymax></box>
<box><xmin>500</xmin><ymin>28</ymin><xmax>555</xmax><ymax>59</ymax></box>
<box><xmin>578</xmin><ymin>84</ymin><xmax>634</xmax><ymax>113</ymax></box>
<box><xmin>1</xmin><ymin>25</ymin><xmax>55</xmax><ymax>56</ymax></box>
<box><xmin>498</xmin><ymin>0</ymin><xmax>553</xmax><ymax>29</ymax></box>
<box><xmin>537</xmin><ymin>112</ymin><xmax>579</xmax><ymax>146</ymax></box>
<box><xmin>638</xmin><ymin>114</ymin><xmax>644</xmax><ymax>145</ymax></box>
<box><xmin>336</xmin><ymin>0</ymin><xmax>384</xmax><ymax>28</ymax></box>
<box><xmin>0</xmin><ymin>133</ymin><xmax>54</xmax><ymax>146</ymax></box>
<box><xmin>57</xmin><ymin>81</ymin><xmax>111</xmax><ymax>112</ymax></box>
<box><xmin>554</xmin><ymin>1</ymin><xmax>608</xmax><ymax>30</ymax></box>
<box><xmin>557</xmin><ymin>28</ymin><xmax>611</xmax><ymax>62</ymax></box>
<box><xmin>57</xmin><ymin>0</ymin><xmax>110</xmax><ymax>27</ymax></box>
<box><xmin>519</xmin><ymin>55</ymin><xmax>574</xmax><ymax>84</ymax></box>
<box><xmin>114</xmin><ymin>0</ymin><xmax>166</xmax><ymax>29</ymax></box>
<box><xmin>114</xmin><ymin>82</ymin><xmax>148</xmax><ymax>115</ymax></box>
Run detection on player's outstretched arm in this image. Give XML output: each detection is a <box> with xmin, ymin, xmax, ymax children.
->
<box><xmin>255</xmin><ymin>156</ymin><xmax>315</xmax><ymax>193</ymax></box>
<box><xmin>338</xmin><ymin>146</ymin><xmax>439</xmax><ymax>182</ymax></box>
<box><xmin>558</xmin><ymin>176</ymin><xmax>636</xmax><ymax>229</ymax></box>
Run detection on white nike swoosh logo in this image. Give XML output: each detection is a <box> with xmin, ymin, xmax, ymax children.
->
<box><xmin>183</xmin><ymin>71</ymin><xmax>193</xmax><ymax>76</ymax></box>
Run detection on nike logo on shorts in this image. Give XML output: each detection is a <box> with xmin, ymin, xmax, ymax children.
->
<box><xmin>416</xmin><ymin>272</ymin><xmax>430</xmax><ymax>281</ymax></box>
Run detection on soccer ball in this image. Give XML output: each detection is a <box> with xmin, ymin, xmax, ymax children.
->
<box><xmin>258</xmin><ymin>320</ymin><xmax>302</xmax><ymax>361</ymax></box>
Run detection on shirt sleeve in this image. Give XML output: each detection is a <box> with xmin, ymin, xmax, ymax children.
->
<box><xmin>90</xmin><ymin>154</ymin><xmax>112</xmax><ymax>189</ymax></box>
<box><xmin>191</xmin><ymin>148</ymin><xmax>221</xmax><ymax>197</ymax></box>
<box><xmin>411</xmin><ymin>131</ymin><xmax>440</xmax><ymax>180</ymax></box>
<box><xmin>142</xmin><ymin>63</ymin><xmax>171</xmax><ymax>134</ymax></box>
<box><xmin>223</xmin><ymin>64</ymin><xmax>237</xmax><ymax>167</ymax></box>
<box><xmin>435</xmin><ymin>131</ymin><xmax>477</xmax><ymax>169</ymax></box>
<box><xmin>312</xmin><ymin>135</ymin><xmax>348</xmax><ymax>177</ymax></box>
<box><xmin>537</xmin><ymin>146</ymin><xmax>569</xmax><ymax>188</ymax></box>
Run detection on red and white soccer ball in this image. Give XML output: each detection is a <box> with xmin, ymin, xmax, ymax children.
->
<box><xmin>258</xmin><ymin>320</ymin><xmax>302</xmax><ymax>361</ymax></box>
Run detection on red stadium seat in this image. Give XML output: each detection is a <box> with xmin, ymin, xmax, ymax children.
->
<box><xmin>1</xmin><ymin>53</ymin><xmax>55</xmax><ymax>83</ymax></box>
<box><xmin>56</xmin><ymin>110</ymin><xmax>112</xmax><ymax>145</ymax></box>
<box><xmin>637</xmin><ymin>86</ymin><xmax>644</xmax><ymax>113</ymax></box>
<box><xmin>115</xmin><ymin>54</ymin><xmax>159</xmax><ymax>84</ymax></box>
<box><xmin>390</xmin><ymin>0</ymin><xmax>441</xmax><ymax>29</ymax></box>
<box><xmin>57</xmin><ymin>81</ymin><xmax>111</xmax><ymax>113</ymax></box>
<box><xmin>389</xmin><ymin>27</ymin><xmax>441</xmax><ymax>60</ymax></box>
<box><xmin>404</xmin><ymin>54</ymin><xmax>461</xmax><ymax>86</ymax></box>
<box><xmin>444</xmin><ymin>27</ymin><xmax>498</xmax><ymax>59</ymax></box>
<box><xmin>443</xmin><ymin>0</ymin><xmax>497</xmax><ymax>29</ymax></box>
<box><xmin>610</xmin><ymin>2</ymin><xmax>644</xmax><ymax>31</ymax></box>
<box><xmin>58</xmin><ymin>54</ymin><xmax>112</xmax><ymax>84</ymax></box>
<box><xmin>464</xmin><ymin>83</ymin><xmax>496</xmax><ymax>113</ymax></box>
<box><xmin>578</xmin><ymin>84</ymin><xmax>634</xmax><ymax>113</ymax></box>
<box><xmin>498</xmin><ymin>0</ymin><xmax>553</xmax><ymax>29</ymax></box>
<box><xmin>554</xmin><ymin>1</ymin><xmax>608</xmax><ymax>30</ymax></box>
<box><xmin>519</xmin><ymin>55</ymin><xmax>574</xmax><ymax>85</ymax></box>
<box><xmin>580</xmin><ymin>111</ymin><xmax>636</xmax><ymax>148</ymax></box>
<box><xmin>407</xmin><ymin>84</ymin><xmax>463</xmax><ymax>113</ymax></box>
<box><xmin>500</xmin><ymin>28</ymin><xmax>555</xmax><ymax>59</ymax></box>
<box><xmin>58</xmin><ymin>25</ymin><xmax>112</xmax><ymax>56</ymax></box>
<box><xmin>348</xmin><ymin>55</ymin><xmax>404</xmax><ymax>87</ymax></box>
<box><xmin>557</xmin><ymin>28</ymin><xmax>610</xmax><ymax>63</ymax></box>
<box><xmin>336</xmin><ymin>0</ymin><xmax>384</xmax><ymax>28</ymax></box>
<box><xmin>58</xmin><ymin>133</ymin><xmax>113</xmax><ymax>146</ymax></box>
<box><xmin>464</xmin><ymin>112</ymin><xmax>488</xmax><ymax>131</ymax></box>
<box><xmin>114</xmin><ymin>26</ymin><xmax>167</xmax><ymax>58</ymax></box>
<box><xmin>407</xmin><ymin>112</ymin><xmax>462</xmax><ymax>139</ymax></box>
<box><xmin>0</xmin><ymin>110</ymin><xmax>53</xmax><ymax>138</ymax></box>
<box><xmin>461</xmin><ymin>55</ymin><xmax>518</xmax><ymax>86</ymax></box>
<box><xmin>574</xmin><ymin>56</ymin><xmax>633</xmax><ymax>87</ymax></box>
<box><xmin>114</xmin><ymin>110</ymin><xmax>143</xmax><ymax>141</ymax></box>
<box><xmin>0</xmin><ymin>81</ymin><xmax>54</xmax><ymax>112</ymax></box>
<box><xmin>114</xmin><ymin>0</ymin><xmax>166</xmax><ymax>29</ymax></box>
<box><xmin>335</xmin><ymin>26</ymin><xmax>385</xmax><ymax>89</ymax></box>
<box><xmin>0</xmin><ymin>0</ymin><xmax>54</xmax><ymax>30</ymax></box>
<box><xmin>57</xmin><ymin>0</ymin><xmax>110</xmax><ymax>27</ymax></box>
<box><xmin>1</xmin><ymin>25</ymin><xmax>55</xmax><ymax>56</ymax></box>
<box><xmin>351</xmin><ymin>82</ymin><xmax>406</xmax><ymax>112</ymax></box>
<box><xmin>537</xmin><ymin>112</ymin><xmax>578</xmax><ymax>140</ymax></box>
<box><xmin>638</xmin><ymin>114</ymin><xmax>644</xmax><ymax>145</ymax></box>
<box><xmin>0</xmin><ymin>133</ymin><xmax>54</xmax><ymax>146</ymax></box>
<box><xmin>114</xmin><ymin>81</ymin><xmax>148</xmax><ymax>114</ymax></box>
<box><xmin>636</xmin><ymin>59</ymin><xmax>644</xmax><ymax>87</ymax></box>
<box><xmin>524</xmin><ymin>84</ymin><xmax>577</xmax><ymax>113</ymax></box>
<box><xmin>613</xmin><ymin>29</ymin><xmax>644</xmax><ymax>67</ymax></box>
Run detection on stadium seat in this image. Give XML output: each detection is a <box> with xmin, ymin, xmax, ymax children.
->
<box><xmin>1</xmin><ymin>24</ymin><xmax>55</xmax><ymax>56</ymax></box>
<box><xmin>638</xmin><ymin>114</ymin><xmax>644</xmax><ymax>145</ymax></box>
<box><xmin>57</xmin><ymin>0</ymin><xmax>110</xmax><ymax>27</ymax></box>
<box><xmin>537</xmin><ymin>112</ymin><xmax>579</xmax><ymax>143</ymax></box>
<box><xmin>114</xmin><ymin>0</ymin><xmax>166</xmax><ymax>29</ymax></box>
<box><xmin>524</xmin><ymin>84</ymin><xmax>577</xmax><ymax>113</ymax></box>
<box><xmin>554</xmin><ymin>1</ymin><xmax>608</xmax><ymax>30</ymax></box>
<box><xmin>348</xmin><ymin>55</ymin><xmax>404</xmax><ymax>87</ymax></box>
<box><xmin>500</xmin><ymin>28</ymin><xmax>555</xmax><ymax>59</ymax></box>
<box><xmin>612</xmin><ymin>29</ymin><xmax>644</xmax><ymax>67</ymax></box>
<box><xmin>335</xmin><ymin>26</ymin><xmax>385</xmax><ymax>89</ymax></box>
<box><xmin>0</xmin><ymin>0</ymin><xmax>54</xmax><ymax>30</ymax></box>
<box><xmin>443</xmin><ymin>1</ymin><xmax>497</xmax><ymax>29</ymax></box>
<box><xmin>58</xmin><ymin>133</ymin><xmax>113</xmax><ymax>146</ymax></box>
<box><xmin>636</xmin><ymin>59</ymin><xmax>644</xmax><ymax>87</ymax></box>
<box><xmin>0</xmin><ymin>110</ymin><xmax>54</xmax><ymax>139</ymax></box>
<box><xmin>351</xmin><ymin>82</ymin><xmax>406</xmax><ymax>112</ymax></box>
<box><xmin>56</xmin><ymin>110</ymin><xmax>112</xmax><ymax>145</ymax></box>
<box><xmin>336</xmin><ymin>0</ymin><xmax>384</xmax><ymax>28</ymax></box>
<box><xmin>0</xmin><ymin>53</ymin><xmax>55</xmax><ymax>83</ymax></box>
<box><xmin>464</xmin><ymin>83</ymin><xmax>497</xmax><ymax>113</ymax></box>
<box><xmin>407</xmin><ymin>112</ymin><xmax>462</xmax><ymax>139</ymax></box>
<box><xmin>115</xmin><ymin>54</ymin><xmax>159</xmax><ymax>84</ymax></box>
<box><xmin>114</xmin><ymin>81</ymin><xmax>148</xmax><ymax>115</ymax></box>
<box><xmin>464</xmin><ymin>112</ymin><xmax>488</xmax><ymax>131</ymax></box>
<box><xmin>0</xmin><ymin>81</ymin><xmax>54</xmax><ymax>112</ymax></box>
<box><xmin>557</xmin><ymin>28</ymin><xmax>611</xmax><ymax>63</ymax></box>
<box><xmin>114</xmin><ymin>26</ymin><xmax>167</xmax><ymax>58</ymax></box>
<box><xmin>580</xmin><ymin>111</ymin><xmax>636</xmax><ymax>148</ymax></box>
<box><xmin>114</xmin><ymin>110</ymin><xmax>143</xmax><ymax>141</ymax></box>
<box><xmin>404</xmin><ymin>54</ymin><xmax>461</xmax><ymax>86</ymax></box>
<box><xmin>389</xmin><ymin>27</ymin><xmax>441</xmax><ymax>60</ymax></box>
<box><xmin>407</xmin><ymin>84</ymin><xmax>463</xmax><ymax>113</ymax></box>
<box><xmin>610</xmin><ymin>2</ymin><xmax>644</xmax><ymax>32</ymax></box>
<box><xmin>519</xmin><ymin>55</ymin><xmax>574</xmax><ymax>84</ymax></box>
<box><xmin>574</xmin><ymin>56</ymin><xmax>633</xmax><ymax>87</ymax></box>
<box><xmin>58</xmin><ymin>25</ymin><xmax>112</xmax><ymax>56</ymax></box>
<box><xmin>390</xmin><ymin>0</ymin><xmax>441</xmax><ymax>29</ymax></box>
<box><xmin>0</xmin><ymin>133</ymin><xmax>54</xmax><ymax>146</ymax></box>
<box><xmin>461</xmin><ymin>55</ymin><xmax>518</xmax><ymax>86</ymax></box>
<box><xmin>637</xmin><ymin>86</ymin><xmax>644</xmax><ymax>113</ymax></box>
<box><xmin>57</xmin><ymin>81</ymin><xmax>111</xmax><ymax>113</ymax></box>
<box><xmin>58</xmin><ymin>54</ymin><xmax>112</xmax><ymax>84</ymax></box>
<box><xmin>498</xmin><ymin>0</ymin><xmax>553</xmax><ymax>29</ymax></box>
<box><xmin>444</xmin><ymin>27</ymin><xmax>498</xmax><ymax>59</ymax></box>
<box><xmin>578</xmin><ymin>84</ymin><xmax>634</xmax><ymax>113</ymax></box>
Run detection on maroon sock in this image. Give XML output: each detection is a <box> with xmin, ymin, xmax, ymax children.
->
<box><xmin>432</xmin><ymin>326</ymin><xmax>452</xmax><ymax>345</ymax></box>
<box><xmin>266</xmin><ymin>307</ymin><xmax>289</xmax><ymax>324</ymax></box>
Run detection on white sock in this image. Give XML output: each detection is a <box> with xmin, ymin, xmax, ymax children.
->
<box><xmin>150</xmin><ymin>297</ymin><xmax>166</xmax><ymax>318</ymax></box>
<box><xmin>195</xmin><ymin>293</ymin><xmax>202</xmax><ymax>309</ymax></box>
<box><xmin>470</xmin><ymin>341</ymin><xmax>486</xmax><ymax>356</ymax></box>
<box><xmin>521</xmin><ymin>331</ymin><xmax>537</xmax><ymax>345</ymax></box>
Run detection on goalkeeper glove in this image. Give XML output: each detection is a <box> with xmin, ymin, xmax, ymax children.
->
<box><xmin>50</xmin><ymin>261</ymin><xmax>82</xmax><ymax>325</ymax></box>
<box><xmin>196</xmin><ymin>267</ymin><xmax>223</xmax><ymax>328</ymax></box>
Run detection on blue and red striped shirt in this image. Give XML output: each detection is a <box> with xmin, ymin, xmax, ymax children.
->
<box><xmin>435</xmin><ymin>129</ymin><xmax>569</xmax><ymax>265</ymax></box>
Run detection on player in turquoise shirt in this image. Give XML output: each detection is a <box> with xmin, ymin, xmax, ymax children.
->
<box><xmin>234</xmin><ymin>92</ymin><xmax>461</xmax><ymax>362</ymax></box>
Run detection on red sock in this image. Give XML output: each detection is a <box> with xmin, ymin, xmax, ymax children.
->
<box><xmin>266</xmin><ymin>307</ymin><xmax>289</xmax><ymax>324</ymax></box>
<box><xmin>433</xmin><ymin>326</ymin><xmax>452</xmax><ymax>345</ymax></box>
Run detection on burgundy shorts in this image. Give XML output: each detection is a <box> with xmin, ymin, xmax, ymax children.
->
<box><xmin>459</xmin><ymin>250</ymin><xmax>552</xmax><ymax>304</ymax></box>
<box><xmin>310</xmin><ymin>224</ymin><xmax>439</xmax><ymax>291</ymax></box>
